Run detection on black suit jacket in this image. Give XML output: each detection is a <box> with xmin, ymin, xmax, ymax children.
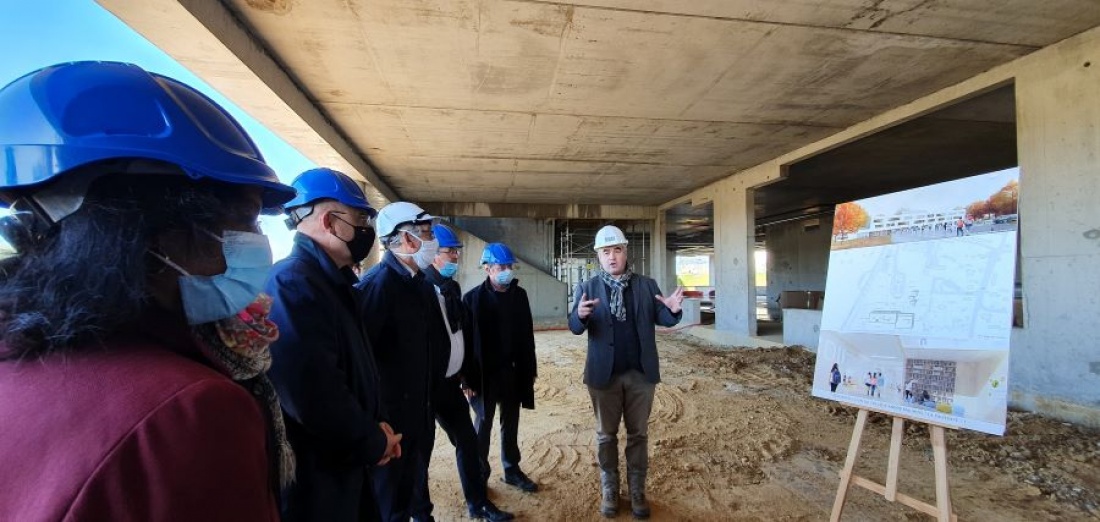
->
<box><xmin>356</xmin><ymin>252</ymin><xmax>450</xmax><ymax>434</ymax></box>
<box><xmin>568</xmin><ymin>274</ymin><xmax>681</xmax><ymax>389</ymax></box>
<box><xmin>462</xmin><ymin>278</ymin><xmax>538</xmax><ymax>409</ymax></box>
<box><xmin>422</xmin><ymin>265</ymin><xmax>481</xmax><ymax>388</ymax></box>
<box><xmin>265</xmin><ymin>233</ymin><xmax>388</xmax><ymax>522</ymax></box>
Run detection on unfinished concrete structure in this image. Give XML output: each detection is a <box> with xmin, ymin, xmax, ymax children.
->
<box><xmin>98</xmin><ymin>0</ymin><xmax>1100</xmax><ymax>427</ymax></box>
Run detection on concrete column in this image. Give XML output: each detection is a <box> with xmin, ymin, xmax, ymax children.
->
<box><xmin>713</xmin><ymin>179</ymin><xmax>757</xmax><ymax>336</ymax></box>
<box><xmin>665</xmin><ymin>249</ymin><xmax>677</xmax><ymax>293</ymax></box>
<box><xmin>650</xmin><ymin>211</ymin><xmax>668</xmax><ymax>291</ymax></box>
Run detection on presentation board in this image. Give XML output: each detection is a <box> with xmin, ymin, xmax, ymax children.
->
<box><xmin>812</xmin><ymin>168</ymin><xmax>1019</xmax><ymax>435</ymax></box>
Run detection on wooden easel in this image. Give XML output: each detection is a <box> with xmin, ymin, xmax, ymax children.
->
<box><xmin>830</xmin><ymin>409</ymin><xmax>957</xmax><ymax>522</ymax></box>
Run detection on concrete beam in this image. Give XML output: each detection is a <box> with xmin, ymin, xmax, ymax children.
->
<box><xmin>96</xmin><ymin>0</ymin><xmax>399</xmax><ymax>205</ymax></box>
<box><xmin>421</xmin><ymin>201</ymin><xmax>656</xmax><ymax>220</ymax></box>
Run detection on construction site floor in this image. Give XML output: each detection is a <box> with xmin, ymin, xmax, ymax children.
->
<box><xmin>424</xmin><ymin>330</ymin><xmax>1099</xmax><ymax>521</ymax></box>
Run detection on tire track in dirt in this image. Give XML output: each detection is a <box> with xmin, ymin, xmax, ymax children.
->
<box><xmin>534</xmin><ymin>382</ymin><xmax>565</xmax><ymax>401</ymax></box>
<box><xmin>653</xmin><ymin>384</ymin><xmax>685</xmax><ymax>423</ymax></box>
<box><xmin>525</xmin><ymin>428</ymin><xmax>590</xmax><ymax>480</ymax></box>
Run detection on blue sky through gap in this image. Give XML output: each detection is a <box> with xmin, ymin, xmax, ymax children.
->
<box><xmin>0</xmin><ymin>0</ymin><xmax>312</xmax><ymax>258</ymax></box>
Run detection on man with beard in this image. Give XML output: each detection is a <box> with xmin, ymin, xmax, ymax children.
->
<box><xmin>569</xmin><ymin>225</ymin><xmax>683</xmax><ymax>519</ymax></box>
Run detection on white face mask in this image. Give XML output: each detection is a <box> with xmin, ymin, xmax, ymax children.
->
<box><xmin>395</xmin><ymin>229</ymin><xmax>439</xmax><ymax>270</ymax></box>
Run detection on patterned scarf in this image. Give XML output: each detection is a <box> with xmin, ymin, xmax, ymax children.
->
<box><xmin>598</xmin><ymin>269</ymin><xmax>633</xmax><ymax>322</ymax></box>
<box><xmin>193</xmin><ymin>293</ymin><xmax>296</xmax><ymax>488</ymax></box>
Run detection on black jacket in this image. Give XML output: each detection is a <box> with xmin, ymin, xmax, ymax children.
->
<box><xmin>462</xmin><ymin>278</ymin><xmax>537</xmax><ymax>409</ymax></box>
<box><xmin>356</xmin><ymin>252</ymin><xmax>450</xmax><ymax>432</ymax></box>
<box><xmin>422</xmin><ymin>265</ymin><xmax>480</xmax><ymax>387</ymax></box>
<box><xmin>265</xmin><ymin>233</ymin><xmax>388</xmax><ymax>522</ymax></box>
<box><xmin>568</xmin><ymin>274</ymin><xmax>681</xmax><ymax>389</ymax></box>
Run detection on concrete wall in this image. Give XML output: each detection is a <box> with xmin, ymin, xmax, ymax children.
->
<box><xmin>765</xmin><ymin>217</ymin><xmax>833</xmax><ymax>320</ymax></box>
<box><xmin>453</xmin><ymin>217</ymin><xmax>555</xmax><ymax>273</ymax></box>
<box><xmin>1005</xmin><ymin>28</ymin><xmax>1100</xmax><ymax>427</ymax></box>
<box><xmin>665</xmin><ymin>25</ymin><xmax>1100</xmax><ymax>427</ymax></box>
<box><xmin>450</xmin><ymin>225</ymin><xmax>568</xmax><ymax>326</ymax></box>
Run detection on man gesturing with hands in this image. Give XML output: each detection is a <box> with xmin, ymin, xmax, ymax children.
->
<box><xmin>569</xmin><ymin>225</ymin><xmax>683</xmax><ymax>519</ymax></box>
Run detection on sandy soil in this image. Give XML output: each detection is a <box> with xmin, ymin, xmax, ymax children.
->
<box><xmin>424</xmin><ymin>330</ymin><xmax>1100</xmax><ymax>521</ymax></box>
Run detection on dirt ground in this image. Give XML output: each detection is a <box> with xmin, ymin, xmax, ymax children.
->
<box><xmin>424</xmin><ymin>330</ymin><xmax>1100</xmax><ymax>521</ymax></box>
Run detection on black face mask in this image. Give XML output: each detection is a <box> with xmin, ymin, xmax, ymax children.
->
<box><xmin>345</xmin><ymin>226</ymin><xmax>376</xmax><ymax>264</ymax></box>
<box><xmin>332</xmin><ymin>214</ymin><xmax>376</xmax><ymax>264</ymax></box>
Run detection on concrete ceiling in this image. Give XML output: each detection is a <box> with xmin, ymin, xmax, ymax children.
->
<box><xmin>661</xmin><ymin>84</ymin><xmax>1016</xmax><ymax>251</ymax></box>
<box><xmin>763</xmin><ymin>84</ymin><xmax>1018</xmax><ymax>223</ymax></box>
<box><xmin>105</xmin><ymin>0</ymin><xmax>1100</xmax><ymax>210</ymax></box>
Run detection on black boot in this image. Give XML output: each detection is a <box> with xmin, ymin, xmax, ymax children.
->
<box><xmin>468</xmin><ymin>500</ymin><xmax>515</xmax><ymax>521</ymax></box>
<box><xmin>502</xmin><ymin>468</ymin><xmax>539</xmax><ymax>492</ymax></box>
<box><xmin>628</xmin><ymin>471</ymin><xmax>650</xmax><ymax>519</ymax></box>
<box><xmin>600</xmin><ymin>471</ymin><xmax>619</xmax><ymax>518</ymax></box>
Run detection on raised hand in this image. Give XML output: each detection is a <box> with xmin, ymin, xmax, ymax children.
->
<box><xmin>655</xmin><ymin>286</ymin><xmax>685</xmax><ymax>314</ymax></box>
<box><xmin>576</xmin><ymin>292</ymin><xmax>601</xmax><ymax>319</ymax></box>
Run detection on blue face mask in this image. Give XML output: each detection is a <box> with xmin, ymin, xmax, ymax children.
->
<box><xmin>439</xmin><ymin>261</ymin><xmax>459</xmax><ymax>278</ymax></box>
<box><xmin>151</xmin><ymin>230</ymin><xmax>273</xmax><ymax>325</ymax></box>
<box><xmin>494</xmin><ymin>269</ymin><xmax>514</xmax><ymax>286</ymax></box>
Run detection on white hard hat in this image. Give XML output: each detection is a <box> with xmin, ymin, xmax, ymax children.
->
<box><xmin>594</xmin><ymin>225</ymin><xmax>628</xmax><ymax>250</ymax></box>
<box><xmin>376</xmin><ymin>201</ymin><xmax>434</xmax><ymax>237</ymax></box>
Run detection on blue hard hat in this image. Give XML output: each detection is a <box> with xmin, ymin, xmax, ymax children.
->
<box><xmin>432</xmin><ymin>223</ymin><xmax>462</xmax><ymax>248</ymax></box>
<box><xmin>0</xmin><ymin>61</ymin><xmax>295</xmax><ymax>214</ymax></box>
<box><xmin>285</xmin><ymin>167</ymin><xmax>376</xmax><ymax>217</ymax></box>
<box><xmin>481</xmin><ymin>243</ymin><xmax>515</xmax><ymax>265</ymax></box>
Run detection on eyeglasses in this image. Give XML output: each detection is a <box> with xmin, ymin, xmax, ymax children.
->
<box><xmin>403</xmin><ymin>225</ymin><xmax>435</xmax><ymax>241</ymax></box>
<box><xmin>331</xmin><ymin>210</ymin><xmax>374</xmax><ymax>228</ymax></box>
<box><xmin>438</xmin><ymin>247</ymin><xmax>462</xmax><ymax>257</ymax></box>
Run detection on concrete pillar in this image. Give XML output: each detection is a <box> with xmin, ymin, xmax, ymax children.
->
<box><xmin>665</xmin><ymin>249</ymin><xmax>677</xmax><ymax>294</ymax></box>
<box><xmin>713</xmin><ymin>180</ymin><xmax>757</xmax><ymax>336</ymax></box>
<box><xmin>650</xmin><ymin>211</ymin><xmax>668</xmax><ymax>291</ymax></box>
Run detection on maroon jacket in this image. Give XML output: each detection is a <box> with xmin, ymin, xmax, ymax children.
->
<box><xmin>0</xmin><ymin>342</ymin><xmax>279</xmax><ymax>521</ymax></box>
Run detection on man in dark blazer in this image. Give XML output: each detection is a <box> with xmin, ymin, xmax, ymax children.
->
<box><xmin>266</xmin><ymin>168</ymin><xmax>403</xmax><ymax>522</ymax></box>
<box><xmin>463</xmin><ymin>242</ymin><xmax>540</xmax><ymax>494</ymax></box>
<box><xmin>568</xmin><ymin>225</ymin><xmax>683</xmax><ymax>520</ymax></box>
<box><xmin>357</xmin><ymin>202</ymin><xmax>450</xmax><ymax>522</ymax></box>
<box><xmin>413</xmin><ymin>224</ymin><xmax>514</xmax><ymax>521</ymax></box>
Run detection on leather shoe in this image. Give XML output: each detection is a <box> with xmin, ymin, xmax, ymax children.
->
<box><xmin>468</xmin><ymin>501</ymin><xmax>515</xmax><ymax>521</ymax></box>
<box><xmin>502</xmin><ymin>469</ymin><xmax>539</xmax><ymax>492</ymax></box>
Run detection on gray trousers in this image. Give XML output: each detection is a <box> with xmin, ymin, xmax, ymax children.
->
<box><xmin>587</xmin><ymin>370</ymin><xmax>656</xmax><ymax>477</ymax></box>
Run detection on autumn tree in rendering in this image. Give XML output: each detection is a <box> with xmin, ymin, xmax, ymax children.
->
<box><xmin>833</xmin><ymin>202</ymin><xmax>869</xmax><ymax>240</ymax></box>
<box><xmin>987</xmin><ymin>179</ymin><xmax>1019</xmax><ymax>216</ymax></box>
<box><xmin>968</xmin><ymin>180</ymin><xmax>1019</xmax><ymax>219</ymax></box>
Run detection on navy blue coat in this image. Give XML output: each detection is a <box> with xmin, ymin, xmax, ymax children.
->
<box><xmin>265</xmin><ymin>233</ymin><xmax>388</xmax><ymax>522</ymax></box>
<box><xmin>568</xmin><ymin>274</ymin><xmax>681</xmax><ymax>389</ymax></box>
<box><xmin>463</xmin><ymin>278</ymin><xmax>538</xmax><ymax>409</ymax></box>
<box><xmin>356</xmin><ymin>252</ymin><xmax>450</xmax><ymax>434</ymax></box>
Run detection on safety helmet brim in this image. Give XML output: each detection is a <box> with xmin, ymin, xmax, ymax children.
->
<box><xmin>0</xmin><ymin>61</ymin><xmax>295</xmax><ymax>215</ymax></box>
